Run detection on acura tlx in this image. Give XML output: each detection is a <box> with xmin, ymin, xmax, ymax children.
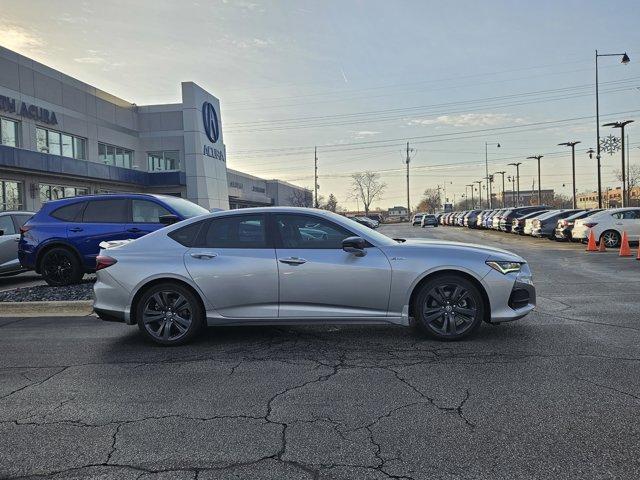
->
<box><xmin>93</xmin><ymin>207</ymin><xmax>535</xmax><ymax>346</ymax></box>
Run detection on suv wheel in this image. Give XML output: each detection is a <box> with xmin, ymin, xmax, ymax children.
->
<box><xmin>601</xmin><ymin>230</ymin><xmax>621</xmax><ymax>248</ymax></box>
<box><xmin>413</xmin><ymin>274</ymin><xmax>485</xmax><ymax>341</ymax></box>
<box><xmin>41</xmin><ymin>248</ymin><xmax>83</xmax><ymax>286</ymax></box>
<box><xmin>136</xmin><ymin>283</ymin><xmax>204</xmax><ymax>346</ymax></box>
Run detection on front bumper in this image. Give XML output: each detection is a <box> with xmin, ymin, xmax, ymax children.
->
<box><xmin>483</xmin><ymin>264</ymin><xmax>536</xmax><ymax>323</ymax></box>
<box><xmin>554</xmin><ymin>227</ymin><xmax>571</xmax><ymax>240</ymax></box>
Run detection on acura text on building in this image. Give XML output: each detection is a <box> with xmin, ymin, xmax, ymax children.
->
<box><xmin>0</xmin><ymin>95</ymin><xmax>58</xmax><ymax>125</ymax></box>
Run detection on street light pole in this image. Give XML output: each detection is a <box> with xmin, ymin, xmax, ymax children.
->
<box><xmin>466</xmin><ymin>184</ymin><xmax>475</xmax><ymax>208</ymax></box>
<box><xmin>527</xmin><ymin>155</ymin><xmax>544</xmax><ymax>205</ymax></box>
<box><xmin>603</xmin><ymin>120</ymin><xmax>634</xmax><ymax>207</ymax></box>
<box><xmin>474</xmin><ymin>180</ymin><xmax>483</xmax><ymax>208</ymax></box>
<box><xmin>595</xmin><ymin>50</ymin><xmax>630</xmax><ymax>208</ymax></box>
<box><xmin>485</xmin><ymin>142</ymin><xmax>500</xmax><ymax>208</ymax></box>
<box><xmin>558</xmin><ymin>141</ymin><xmax>581</xmax><ymax>209</ymax></box>
<box><xmin>494</xmin><ymin>171</ymin><xmax>506</xmax><ymax>207</ymax></box>
<box><xmin>508</xmin><ymin>162</ymin><xmax>522</xmax><ymax>207</ymax></box>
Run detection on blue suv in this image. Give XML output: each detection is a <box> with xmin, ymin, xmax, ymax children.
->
<box><xmin>19</xmin><ymin>194</ymin><xmax>209</xmax><ymax>286</ymax></box>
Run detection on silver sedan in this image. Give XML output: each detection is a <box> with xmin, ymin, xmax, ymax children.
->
<box><xmin>93</xmin><ymin>207</ymin><xmax>535</xmax><ymax>345</ymax></box>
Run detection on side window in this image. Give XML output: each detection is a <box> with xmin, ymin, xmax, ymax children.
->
<box><xmin>275</xmin><ymin>214</ymin><xmax>354</xmax><ymax>249</ymax></box>
<box><xmin>13</xmin><ymin>214</ymin><xmax>32</xmax><ymax>229</ymax></box>
<box><xmin>51</xmin><ymin>202</ymin><xmax>86</xmax><ymax>221</ymax></box>
<box><xmin>132</xmin><ymin>199</ymin><xmax>171</xmax><ymax>223</ymax></box>
<box><xmin>622</xmin><ymin>210</ymin><xmax>639</xmax><ymax>220</ymax></box>
<box><xmin>0</xmin><ymin>215</ymin><xmax>15</xmax><ymax>235</ymax></box>
<box><xmin>199</xmin><ymin>215</ymin><xmax>267</xmax><ymax>248</ymax></box>
<box><xmin>82</xmin><ymin>199</ymin><xmax>129</xmax><ymax>223</ymax></box>
<box><xmin>168</xmin><ymin>221</ymin><xmax>204</xmax><ymax>247</ymax></box>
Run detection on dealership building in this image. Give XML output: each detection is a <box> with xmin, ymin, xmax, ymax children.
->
<box><xmin>0</xmin><ymin>46</ymin><xmax>311</xmax><ymax>212</ymax></box>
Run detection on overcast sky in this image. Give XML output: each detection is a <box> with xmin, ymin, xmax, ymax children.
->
<box><xmin>1</xmin><ymin>0</ymin><xmax>640</xmax><ymax>209</ymax></box>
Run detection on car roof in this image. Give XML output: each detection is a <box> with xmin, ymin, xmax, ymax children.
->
<box><xmin>41</xmin><ymin>193</ymin><xmax>176</xmax><ymax>207</ymax></box>
<box><xmin>0</xmin><ymin>210</ymin><xmax>34</xmax><ymax>215</ymax></box>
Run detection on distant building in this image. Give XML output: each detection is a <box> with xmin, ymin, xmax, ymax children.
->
<box><xmin>503</xmin><ymin>189</ymin><xmax>554</xmax><ymax>207</ymax></box>
<box><xmin>577</xmin><ymin>186</ymin><xmax>640</xmax><ymax>209</ymax></box>
<box><xmin>387</xmin><ymin>206</ymin><xmax>409</xmax><ymax>221</ymax></box>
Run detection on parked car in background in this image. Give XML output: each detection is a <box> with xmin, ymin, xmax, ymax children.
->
<box><xmin>491</xmin><ymin>209</ymin><xmax>508</xmax><ymax>230</ymax></box>
<box><xmin>367</xmin><ymin>213</ymin><xmax>383</xmax><ymax>223</ymax></box>
<box><xmin>19</xmin><ymin>194</ymin><xmax>209</xmax><ymax>286</ymax></box>
<box><xmin>352</xmin><ymin>216</ymin><xmax>379</xmax><ymax>229</ymax></box>
<box><xmin>524</xmin><ymin>210</ymin><xmax>557</xmax><ymax>236</ymax></box>
<box><xmin>412</xmin><ymin>213</ymin><xmax>427</xmax><ymax>226</ymax></box>
<box><xmin>500</xmin><ymin>206</ymin><xmax>548</xmax><ymax>232</ymax></box>
<box><xmin>420</xmin><ymin>214</ymin><xmax>439</xmax><ymax>227</ymax></box>
<box><xmin>554</xmin><ymin>209</ymin><xmax>602</xmax><ymax>241</ymax></box>
<box><xmin>572</xmin><ymin>207</ymin><xmax>640</xmax><ymax>248</ymax></box>
<box><xmin>93</xmin><ymin>207</ymin><xmax>535</xmax><ymax>346</ymax></box>
<box><xmin>463</xmin><ymin>210</ymin><xmax>482</xmax><ymax>227</ymax></box>
<box><xmin>512</xmin><ymin>210</ymin><xmax>549</xmax><ymax>235</ymax></box>
<box><xmin>530</xmin><ymin>209</ymin><xmax>582</xmax><ymax>239</ymax></box>
<box><xmin>0</xmin><ymin>211</ymin><xmax>34</xmax><ymax>276</ymax></box>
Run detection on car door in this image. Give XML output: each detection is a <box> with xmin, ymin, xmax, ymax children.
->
<box><xmin>0</xmin><ymin>215</ymin><xmax>19</xmax><ymax>273</ymax></box>
<box><xmin>274</xmin><ymin>213</ymin><xmax>392</xmax><ymax>318</ymax></box>
<box><xmin>614</xmin><ymin>210</ymin><xmax>640</xmax><ymax>241</ymax></box>
<box><xmin>183</xmin><ymin>213</ymin><xmax>278</xmax><ymax>318</ymax></box>
<box><xmin>126</xmin><ymin>199</ymin><xmax>173</xmax><ymax>239</ymax></box>
<box><xmin>66</xmin><ymin>198</ymin><xmax>129</xmax><ymax>269</ymax></box>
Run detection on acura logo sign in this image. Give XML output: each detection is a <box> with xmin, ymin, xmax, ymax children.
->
<box><xmin>202</xmin><ymin>101</ymin><xmax>219</xmax><ymax>143</ymax></box>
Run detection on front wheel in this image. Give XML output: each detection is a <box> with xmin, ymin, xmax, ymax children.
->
<box><xmin>600</xmin><ymin>230</ymin><xmax>621</xmax><ymax>248</ymax></box>
<box><xmin>41</xmin><ymin>248</ymin><xmax>83</xmax><ymax>286</ymax></box>
<box><xmin>136</xmin><ymin>283</ymin><xmax>204</xmax><ymax>346</ymax></box>
<box><xmin>412</xmin><ymin>275</ymin><xmax>485</xmax><ymax>341</ymax></box>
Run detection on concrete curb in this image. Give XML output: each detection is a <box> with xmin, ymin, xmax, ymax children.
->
<box><xmin>0</xmin><ymin>300</ymin><xmax>94</xmax><ymax>317</ymax></box>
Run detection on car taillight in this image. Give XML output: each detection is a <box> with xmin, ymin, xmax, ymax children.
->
<box><xmin>19</xmin><ymin>225</ymin><xmax>30</xmax><ymax>235</ymax></box>
<box><xmin>584</xmin><ymin>222</ymin><xmax>598</xmax><ymax>228</ymax></box>
<box><xmin>96</xmin><ymin>255</ymin><xmax>117</xmax><ymax>271</ymax></box>
<box><xmin>560</xmin><ymin>220</ymin><xmax>568</xmax><ymax>226</ymax></box>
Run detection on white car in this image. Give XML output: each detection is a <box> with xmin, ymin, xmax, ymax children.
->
<box><xmin>523</xmin><ymin>211</ymin><xmax>556</xmax><ymax>236</ymax></box>
<box><xmin>412</xmin><ymin>213</ymin><xmax>427</xmax><ymax>226</ymax></box>
<box><xmin>572</xmin><ymin>207</ymin><xmax>640</xmax><ymax>248</ymax></box>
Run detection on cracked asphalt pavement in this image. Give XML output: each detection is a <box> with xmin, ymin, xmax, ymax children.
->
<box><xmin>1</xmin><ymin>224</ymin><xmax>639</xmax><ymax>479</ymax></box>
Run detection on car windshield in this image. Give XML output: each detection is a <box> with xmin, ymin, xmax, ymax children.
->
<box><xmin>159</xmin><ymin>197</ymin><xmax>209</xmax><ymax>218</ymax></box>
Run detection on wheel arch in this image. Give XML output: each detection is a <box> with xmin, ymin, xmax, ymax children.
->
<box><xmin>129</xmin><ymin>277</ymin><xmax>207</xmax><ymax>326</ymax></box>
<box><xmin>35</xmin><ymin>240</ymin><xmax>84</xmax><ymax>274</ymax></box>
<box><xmin>408</xmin><ymin>268</ymin><xmax>491</xmax><ymax>324</ymax></box>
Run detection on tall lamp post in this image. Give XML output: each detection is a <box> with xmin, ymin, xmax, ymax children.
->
<box><xmin>558</xmin><ymin>141</ymin><xmax>581</xmax><ymax>209</ymax></box>
<box><xmin>494</xmin><ymin>171</ymin><xmax>506</xmax><ymax>207</ymax></box>
<box><xmin>507</xmin><ymin>175</ymin><xmax>516</xmax><ymax>206</ymax></box>
<box><xmin>485</xmin><ymin>142</ymin><xmax>500</xmax><ymax>208</ymax></box>
<box><xmin>603</xmin><ymin>120</ymin><xmax>634</xmax><ymax>207</ymax></box>
<box><xmin>466</xmin><ymin>184</ymin><xmax>475</xmax><ymax>208</ymax></box>
<box><xmin>527</xmin><ymin>155</ymin><xmax>544</xmax><ymax>205</ymax></box>
<box><xmin>474</xmin><ymin>180</ymin><xmax>483</xmax><ymax>208</ymax></box>
<box><xmin>508</xmin><ymin>162</ymin><xmax>522</xmax><ymax>207</ymax></box>
<box><xmin>595</xmin><ymin>50</ymin><xmax>630</xmax><ymax>208</ymax></box>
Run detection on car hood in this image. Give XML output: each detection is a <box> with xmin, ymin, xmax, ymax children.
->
<box><xmin>393</xmin><ymin>238</ymin><xmax>525</xmax><ymax>262</ymax></box>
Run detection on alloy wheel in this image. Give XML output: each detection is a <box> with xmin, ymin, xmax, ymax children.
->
<box><xmin>142</xmin><ymin>290</ymin><xmax>193</xmax><ymax>342</ymax></box>
<box><xmin>42</xmin><ymin>252</ymin><xmax>74</xmax><ymax>285</ymax></box>
<box><xmin>422</xmin><ymin>283</ymin><xmax>478</xmax><ymax>336</ymax></box>
<box><xmin>602</xmin><ymin>231</ymin><xmax>620</xmax><ymax>248</ymax></box>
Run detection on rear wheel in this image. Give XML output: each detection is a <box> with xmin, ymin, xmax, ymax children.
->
<box><xmin>41</xmin><ymin>247</ymin><xmax>83</xmax><ymax>286</ymax></box>
<box><xmin>136</xmin><ymin>282</ymin><xmax>203</xmax><ymax>346</ymax></box>
<box><xmin>600</xmin><ymin>230</ymin><xmax>621</xmax><ymax>248</ymax></box>
<box><xmin>412</xmin><ymin>274</ymin><xmax>485</xmax><ymax>341</ymax></box>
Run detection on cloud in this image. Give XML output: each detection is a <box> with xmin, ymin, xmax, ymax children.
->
<box><xmin>73</xmin><ymin>50</ymin><xmax>124</xmax><ymax>70</ymax></box>
<box><xmin>0</xmin><ymin>25</ymin><xmax>43</xmax><ymax>52</ymax></box>
<box><xmin>408</xmin><ymin>113</ymin><xmax>525</xmax><ymax>128</ymax></box>
<box><xmin>352</xmin><ymin>130</ymin><xmax>380</xmax><ymax>139</ymax></box>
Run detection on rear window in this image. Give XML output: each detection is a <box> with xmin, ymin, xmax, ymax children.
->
<box><xmin>51</xmin><ymin>202</ymin><xmax>85</xmax><ymax>222</ymax></box>
<box><xmin>168</xmin><ymin>221</ymin><xmax>204</xmax><ymax>247</ymax></box>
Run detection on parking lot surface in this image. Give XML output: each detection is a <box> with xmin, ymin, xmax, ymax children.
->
<box><xmin>1</xmin><ymin>224</ymin><xmax>639</xmax><ymax>479</ymax></box>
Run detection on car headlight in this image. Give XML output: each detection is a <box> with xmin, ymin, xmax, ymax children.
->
<box><xmin>486</xmin><ymin>260</ymin><xmax>522</xmax><ymax>274</ymax></box>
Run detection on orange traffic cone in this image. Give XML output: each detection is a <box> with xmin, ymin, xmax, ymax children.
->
<box><xmin>619</xmin><ymin>231</ymin><xmax>632</xmax><ymax>257</ymax></box>
<box><xmin>598</xmin><ymin>237</ymin><xmax>607</xmax><ymax>252</ymax></box>
<box><xmin>586</xmin><ymin>230</ymin><xmax>598</xmax><ymax>252</ymax></box>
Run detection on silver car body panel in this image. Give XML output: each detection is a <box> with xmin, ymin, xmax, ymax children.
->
<box><xmin>93</xmin><ymin>207</ymin><xmax>534</xmax><ymax>327</ymax></box>
<box><xmin>0</xmin><ymin>212</ymin><xmax>34</xmax><ymax>275</ymax></box>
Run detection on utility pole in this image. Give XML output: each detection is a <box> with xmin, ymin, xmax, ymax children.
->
<box><xmin>405</xmin><ymin>142</ymin><xmax>414</xmax><ymax>215</ymax></box>
<box><xmin>603</xmin><ymin>120</ymin><xmax>634</xmax><ymax>207</ymax></box>
<box><xmin>495</xmin><ymin>171</ymin><xmax>506</xmax><ymax>207</ymax></box>
<box><xmin>508</xmin><ymin>162</ymin><xmax>522</xmax><ymax>207</ymax></box>
<box><xmin>466</xmin><ymin>184</ymin><xmax>474</xmax><ymax>209</ymax></box>
<box><xmin>558</xmin><ymin>141</ymin><xmax>581</xmax><ymax>209</ymax></box>
<box><xmin>485</xmin><ymin>142</ymin><xmax>500</xmax><ymax>208</ymax></box>
<box><xmin>314</xmin><ymin>146</ymin><xmax>318</xmax><ymax>208</ymax></box>
<box><xmin>527</xmin><ymin>155</ymin><xmax>543</xmax><ymax>205</ymax></box>
<box><xmin>474</xmin><ymin>180</ymin><xmax>483</xmax><ymax>208</ymax></box>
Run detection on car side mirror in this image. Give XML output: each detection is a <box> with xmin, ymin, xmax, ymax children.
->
<box><xmin>342</xmin><ymin>236</ymin><xmax>367</xmax><ymax>257</ymax></box>
<box><xmin>159</xmin><ymin>214</ymin><xmax>180</xmax><ymax>225</ymax></box>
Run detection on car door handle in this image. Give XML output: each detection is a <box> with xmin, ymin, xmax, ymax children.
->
<box><xmin>69</xmin><ymin>227</ymin><xmax>83</xmax><ymax>232</ymax></box>
<box><xmin>127</xmin><ymin>227</ymin><xmax>143</xmax><ymax>233</ymax></box>
<box><xmin>279</xmin><ymin>257</ymin><xmax>307</xmax><ymax>265</ymax></box>
<box><xmin>190</xmin><ymin>252</ymin><xmax>217</xmax><ymax>259</ymax></box>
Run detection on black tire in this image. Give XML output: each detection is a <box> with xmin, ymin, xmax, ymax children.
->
<box><xmin>412</xmin><ymin>274</ymin><xmax>485</xmax><ymax>341</ymax></box>
<box><xmin>600</xmin><ymin>230</ymin><xmax>621</xmax><ymax>249</ymax></box>
<box><xmin>40</xmin><ymin>247</ymin><xmax>83</xmax><ymax>286</ymax></box>
<box><xmin>136</xmin><ymin>282</ymin><xmax>204</xmax><ymax>346</ymax></box>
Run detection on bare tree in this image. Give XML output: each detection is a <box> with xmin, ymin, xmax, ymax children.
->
<box><xmin>615</xmin><ymin>165</ymin><xmax>640</xmax><ymax>190</ymax></box>
<box><xmin>350</xmin><ymin>171</ymin><xmax>386</xmax><ymax>215</ymax></box>
<box><xmin>289</xmin><ymin>189</ymin><xmax>313</xmax><ymax>207</ymax></box>
<box><xmin>416</xmin><ymin>187</ymin><xmax>441</xmax><ymax>213</ymax></box>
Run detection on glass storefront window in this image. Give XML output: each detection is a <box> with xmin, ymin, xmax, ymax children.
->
<box><xmin>115</xmin><ymin>148</ymin><xmax>124</xmax><ymax>167</ymax></box>
<box><xmin>39</xmin><ymin>183</ymin><xmax>90</xmax><ymax>203</ymax></box>
<box><xmin>0</xmin><ymin>179</ymin><xmax>23</xmax><ymax>211</ymax></box>
<box><xmin>0</xmin><ymin>118</ymin><xmax>18</xmax><ymax>147</ymax></box>
<box><xmin>98</xmin><ymin>142</ymin><xmax>133</xmax><ymax>168</ymax></box>
<box><xmin>61</xmin><ymin>134</ymin><xmax>73</xmax><ymax>158</ymax></box>
<box><xmin>36</xmin><ymin>127</ymin><xmax>86</xmax><ymax>159</ymax></box>
<box><xmin>147</xmin><ymin>151</ymin><xmax>180</xmax><ymax>171</ymax></box>
<box><xmin>73</xmin><ymin>137</ymin><xmax>85</xmax><ymax>159</ymax></box>
<box><xmin>48</xmin><ymin>130</ymin><xmax>61</xmax><ymax>156</ymax></box>
<box><xmin>36</xmin><ymin>128</ymin><xmax>48</xmax><ymax>153</ymax></box>
<box><xmin>106</xmin><ymin>145</ymin><xmax>115</xmax><ymax>165</ymax></box>
<box><xmin>98</xmin><ymin>143</ymin><xmax>107</xmax><ymax>163</ymax></box>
